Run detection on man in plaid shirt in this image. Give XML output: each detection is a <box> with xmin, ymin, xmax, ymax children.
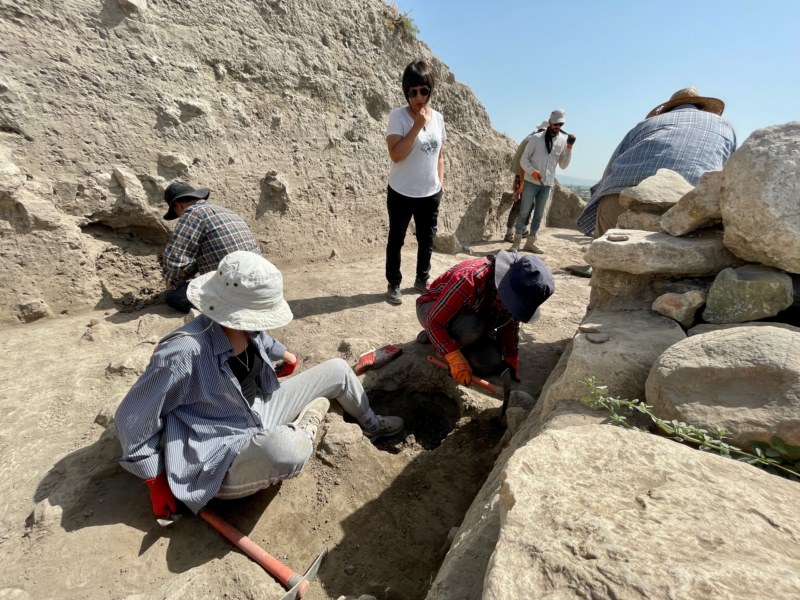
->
<box><xmin>161</xmin><ymin>181</ymin><xmax>261</xmax><ymax>313</ymax></box>
<box><xmin>416</xmin><ymin>251</ymin><xmax>554</xmax><ymax>386</ymax></box>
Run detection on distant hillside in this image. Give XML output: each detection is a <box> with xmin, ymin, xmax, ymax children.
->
<box><xmin>558</xmin><ymin>174</ymin><xmax>598</xmax><ymax>187</ymax></box>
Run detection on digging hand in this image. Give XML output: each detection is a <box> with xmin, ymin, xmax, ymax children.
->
<box><xmin>144</xmin><ymin>471</ymin><xmax>177</xmax><ymax>519</ymax></box>
<box><xmin>444</xmin><ymin>350</ymin><xmax>472</xmax><ymax>386</ymax></box>
<box><xmin>504</xmin><ymin>354</ymin><xmax>521</xmax><ymax>382</ymax></box>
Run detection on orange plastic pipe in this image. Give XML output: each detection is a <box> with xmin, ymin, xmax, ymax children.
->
<box><xmin>199</xmin><ymin>508</ymin><xmax>309</xmax><ymax>597</ymax></box>
<box><xmin>426</xmin><ymin>355</ymin><xmax>501</xmax><ymax>396</ymax></box>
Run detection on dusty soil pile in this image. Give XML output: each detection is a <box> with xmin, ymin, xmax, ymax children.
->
<box><xmin>0</xmin><ymin>229</ymin><xmax>590</xmax><ymax>599</ymax></box>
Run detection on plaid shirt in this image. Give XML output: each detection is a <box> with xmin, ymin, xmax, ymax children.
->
<box><xmin>577</xmin><ymin>106</ymin><xmax>737</xmax><ymax>235</ymax></box>
<box><xmin>417</xmin><ymin>257</ymin><xmax>518</xmax><ymax>359</ymax></box>
<box><xmin>162</xmin><ymin>201</ymin><xmax>261</xmax><ymax>287</ymax></box>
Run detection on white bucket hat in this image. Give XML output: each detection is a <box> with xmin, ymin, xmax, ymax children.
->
<box><xmin>187</xmin><ymin>251</ymin><xmax>293</xmax><ymax>330</ymax></box>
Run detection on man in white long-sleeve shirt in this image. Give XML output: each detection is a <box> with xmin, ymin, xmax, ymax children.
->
<box><xmin>514</xmin><ymin>109</ymin><xmax>576</xmax><ymax>253</ymax></box>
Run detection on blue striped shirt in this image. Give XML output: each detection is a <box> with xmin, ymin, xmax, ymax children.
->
<box><xmin>115</xmin><ymin>315</ymin><xmax>286</xmax><ymax>513</ymax></box>
<box><xmin>162</xmin><ymin>200</ymin><xmax>261</xmax><ymax>288</ymax></box>
<box><xmin>577</xmin><ymin>106</ymin><xmax>737</xmax><ymax>235</ymax></box>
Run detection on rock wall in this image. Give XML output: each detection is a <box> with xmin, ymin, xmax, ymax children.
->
<box><xmin>0</xmin><ymin>0</ymin><xmax>514</xmax><ymax>322</ymax></box>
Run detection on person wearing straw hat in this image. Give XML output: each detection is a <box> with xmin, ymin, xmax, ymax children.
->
<box><xmin>115</xmin><ymin>251</ymin><xmax>403</xmax><ymax>518</ymax></box>
<box><xmin>161</xmin><ymin>181</ymin><xmax>261</xmax><ymax>314</ymax></box>
<box><xmin>576</xmin><ymin>87</ymin><xmax>737</xmax><ymax>246</ymax></box>
<box><xmin>513</xmin><ymin>109</ymin><xmax>577</xmax><ymax>254</ymax></box>
<box><xmin>415</xmin><ymin>250</ymin><xmax>554</xmax><ymax>386</ymax></box>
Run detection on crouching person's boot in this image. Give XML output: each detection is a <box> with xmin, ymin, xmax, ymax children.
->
<box><xmin>503</xmin><ymin>227</ymin><xmax>515</xmax><ymax>243</ymax></box>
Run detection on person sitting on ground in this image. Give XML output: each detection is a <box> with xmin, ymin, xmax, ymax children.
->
<box><xmin>416</xmin><ymin>250</ymin><xmax>554</xmax><ymax>386</ymax></box>
<box><xmin>115</xmin><ymin>251</ymin><xmax>404</xmax><ymax>518</ymax></box>
<box><xmin>569</xmin><ymin>87</ymin><xmax>737</xmax><ymax>278</ymax></box>
<box><xmin>513</xmin><ymin>109</ymin><xmax>576</xmax><ymax>254</ymax></box>
<box><xmin>503</xmin><ymin>120</ymin><xmax>549</xmax><ymax>243</ymax></box>
<box><xmin>161</xmin><ymin>181</ymin><xmax>261</xmax><ymax>313</ymax></box>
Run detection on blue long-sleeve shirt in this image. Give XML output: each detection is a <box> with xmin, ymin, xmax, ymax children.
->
<box><xmin>577</xmin><ymin>105</ymin><xmax>737</xmax><ymax>235</ymax></box>
<box><xmin>114</xmin><ymin>315</ymin><xmax>286</xmax><ymax>513</ymax></box>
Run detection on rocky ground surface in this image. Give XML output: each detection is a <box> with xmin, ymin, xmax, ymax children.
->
<box><xmin>0</xmin><ymin>228</ymin><xmax>591</xmax><ymax>600</ymax></box>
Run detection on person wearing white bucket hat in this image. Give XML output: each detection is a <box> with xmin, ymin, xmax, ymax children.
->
<box><xmin>115</xmin><ymin>251</ymin><xmax>403</xmax><ymax>518</ymax></box>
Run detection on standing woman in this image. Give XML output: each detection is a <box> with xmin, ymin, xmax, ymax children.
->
<box><xmin>384</xmin><ymin>60</ymin><xmax>446</xmax><ymax>305</ymax></box>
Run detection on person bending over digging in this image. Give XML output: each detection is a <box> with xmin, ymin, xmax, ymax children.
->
<box><xmin>416</xmin><ymin>250</ymin><xmax>554</xmax><ymax>386</ymax></box>
<box><xmin>115</xmin><ymin>251</ymin><xmax>403</xmax><ymax>518</ymax></box>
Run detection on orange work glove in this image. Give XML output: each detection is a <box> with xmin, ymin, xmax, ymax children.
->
<box><xmin>444</xmin><ymin>350</ymin><xmax>472</xmax><ymax>386</ymax></box>
<box><xmin>144</xmin><ymin>471</ymin><xmax>178</xmax><ymax>519</ymax></box>
<box><xmin>532</xmin><ymin>170</ymin><xmax>542</xmax><ymax>183</ymax></box>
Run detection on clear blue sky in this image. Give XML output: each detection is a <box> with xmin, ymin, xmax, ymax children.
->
<box><xmin>392</xmin><ymin>0</ymin><xmax>800</xmax><ymax>181</ymax></box>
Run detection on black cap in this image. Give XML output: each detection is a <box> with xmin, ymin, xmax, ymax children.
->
<box><xmin>163</xmin><ymin>181</ymin><xmax>210</xmax><ymax>220</ymax></box>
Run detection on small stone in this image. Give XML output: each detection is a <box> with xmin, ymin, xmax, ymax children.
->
<box><xmin>578</xmin><ymin>323</ymin><xmax>603</xmax><ymax>333</ymax></box>
<box><xmin>345</xmin><ymin>564</ymin><xmax>357</xmax><ymax>575</ymax></box>
<box><xmin>586</xmin><ymin>332</ymin><xmax>611</xmax><ymax>344</ymax></box>
<box><xmin>607</xmin><ymin>233</ymin><xmax>629</xmax><ymax>242</ymax></box>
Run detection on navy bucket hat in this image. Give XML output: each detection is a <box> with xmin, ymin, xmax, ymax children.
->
<box><xmin>494</xmin><ymin>251</ymin><xmax>555</xmax><ymax>323</ymax></box>
<box><xmin>163</xmin><ymin>181</ymin><xmax>210</xmax><ymax>220</ymax></box>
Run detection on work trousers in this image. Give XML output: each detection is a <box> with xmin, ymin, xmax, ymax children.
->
<box><xmin>595</xmin><ymin>193</ymin><xmax>624</xmax><ymax>237</ymax></box>
<box><xmin>417</xmin><ymin>302</ymin><xmax>503</xmax><ymax>376</ymax></box>
<box><xmin>516</xmin><ymin>182</ymin><xmax>552</xmax><ymax>236</ymax></box>
<box><xmin>385</xmin><ymin>186</ymin><xmax>441</xmax><ymax>286</ymax></box>
<box><xmin>217</xmin><ymin>358</ymin><xmax>378</xmax><ymax>499</ymax></box>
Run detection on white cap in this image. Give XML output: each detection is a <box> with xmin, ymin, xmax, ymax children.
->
<box><xmin>549</xmin><ymin>109</ymin><xmax>566</xmax><ymax>124</ymax></box>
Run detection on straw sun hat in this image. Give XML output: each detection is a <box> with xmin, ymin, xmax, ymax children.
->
<box><xmin>187</xmin><ymin>251</ymin><xmax>293</xmax><ymax>331</ymax></box>
<box><xmin>646</xmin><ymin>87</ymin><xmax>725</xmax><ymax>119</ymax></box>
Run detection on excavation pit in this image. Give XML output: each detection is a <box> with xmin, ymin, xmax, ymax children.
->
<box><xmin>351</xmin><ymin>388</ymin><xmax>461</xmax><ymax>453</ymax></box>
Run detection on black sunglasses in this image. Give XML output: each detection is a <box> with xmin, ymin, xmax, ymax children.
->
<box><xmin>408</xmin><ymin>86</ymin><xmax>431</xmax><ymax>98</ymax></box>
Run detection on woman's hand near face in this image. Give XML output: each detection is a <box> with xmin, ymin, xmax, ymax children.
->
<box><xmin>413</xmin><ymin>104</ymin><xmax>432</xmax><ymax>129</ymax></box>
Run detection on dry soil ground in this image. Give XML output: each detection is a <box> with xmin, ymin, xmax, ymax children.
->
<box><xmin>0</xmin><ymin>227</ymin><xmax>591</xmax><ymax>600</ymax></box>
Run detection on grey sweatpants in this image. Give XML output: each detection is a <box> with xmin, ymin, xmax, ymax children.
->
<box><xmin>217</xmin><ymin>358</ymin><xmax>377</xmax><ymax>499</ymax></box>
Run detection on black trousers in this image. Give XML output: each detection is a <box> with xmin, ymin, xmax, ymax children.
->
<box><xmin>385</xmin><ymin>185</ymin><xmax>441</xmax><ymax>286</ymax></box>
<box><xmin>164</xmin><ymin>281</ymin><xmax>193</xmax><ymax>313</ymax></box>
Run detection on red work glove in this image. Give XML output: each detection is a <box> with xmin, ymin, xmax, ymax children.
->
<box><xmin>444</xmin><ymin>350</ymin><xmax>472</xmax><ymax>386</ymax></box>
<box><xmin>505</xmin><ymin>354</ymin><xmax>521</xmax><ymax>382</ymax></box>
<box><xmin>144</xmin><ymin>471</ymin><xmax>177</xmax><ymax>519</ymax></box>
<box><xmin>275</xmin><ymin>354</ymin><xmax>298</xmax><ymax>377</ymax></box>
<box><xmin>532</xmin><ymin>169</ymin><xmax>542</xmax><ymax>183</ymax></box>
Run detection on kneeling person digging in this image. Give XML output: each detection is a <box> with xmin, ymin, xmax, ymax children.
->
<box><xmin>116</xmin><ymin>251</ymin><xmax>403</xmax><ymax>520</ymax></box>
<box><xmin>416</xmin><ymin>250</ymin><xmax>554</xmax><ymax>386</ymax></box>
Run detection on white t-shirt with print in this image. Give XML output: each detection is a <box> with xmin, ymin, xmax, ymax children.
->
<box><xmin>386</xmin><ymin>106</ymin><xmax>446</xmax><ymax>198</ymax></box>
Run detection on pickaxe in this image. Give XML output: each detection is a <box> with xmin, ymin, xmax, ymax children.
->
<box><xmin>199</xmin><ymin>509</ymin><xmax>327</xmax><ymax>599</ymax></box>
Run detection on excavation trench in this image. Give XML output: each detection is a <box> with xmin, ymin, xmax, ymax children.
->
<box><xmin>318</xmin><ymin>379</ymin><xmax>506</xmax><ymax>600</ymax></box>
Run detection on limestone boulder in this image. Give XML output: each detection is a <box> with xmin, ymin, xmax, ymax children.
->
<box><xmin>702</xmin><ymin>264</ymin><xmax>794</xmax><ymax>323</ymax></box>
<box><xmin>661</xmin><ymin>169</ymin><xmax>724</xmax><ymax>236</ymax></box>
<box><xmin>652</xmin><ymin>289</ymin><xmax>707</xmax><ymax>328</ymax></box>
<box><xmin>546</xmin><ymin>182</ymin><xmax>585</xmax><ymax>230</ymax></box>
<box><xmin>616</xmin><ymin>209</ymin><xmax>662</xmax><ymax>232</ymax></box>
<box><xmin>537</xmin><ymin>309</ymin><xmax>685</xmax><ymax>423</ymax></box>
<box><xmin>585</xmin><ymin>228</ymin><xmax>740</xmax><ymax>276</ymax></box>
<box><xmin>720</xmin><ymin>122</ymin><xmax>800</xmax><ymax>273</ymax></box>
<box><xmin>484</xmin><ymin>426</ymin><xmax>800</xmax><ymax>599</ymax></box>
<box><xmin>646</xmin><ymin>324</ymin><xmax>800</xmax><ymax>446</ymax></box>
<box><xmin>618</xmin><ymin>168</ymin><xmax>694</xmax><ymax>213</ymax></box>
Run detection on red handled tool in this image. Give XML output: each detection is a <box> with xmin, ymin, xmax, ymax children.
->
<box><xmin>199</xmin><ymin>509</ymin><xmax>326</xmax><ymax>599</ymax></box>
<box><xmin>426</xmin><ymin>354</ymin><xmax>501</xmax><ymax>395</ymax></box>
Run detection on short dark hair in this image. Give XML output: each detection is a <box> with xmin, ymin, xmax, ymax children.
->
<box><xmin>402</xmin><ymin>60</ymin><xmax>435</xmax><ymax>100</ymax></box>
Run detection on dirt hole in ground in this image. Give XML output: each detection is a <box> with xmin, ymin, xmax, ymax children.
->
<box><xmin>329</xmin><ymin>387</ymin><xmax>505</xmax><ymax>599</ymax></box>
<box><xmin>359</xmin><ymin>388</ymin><xmax>461</xmax><ymax>453</ymax></box>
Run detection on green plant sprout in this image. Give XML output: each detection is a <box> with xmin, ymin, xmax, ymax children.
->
<box><xmin>385</xmin><ymin>2</ymin><xmax>419</xmax><ymax>38</ymax></box>
<box><xmin>580</xmin><ymin>377</ymin><xmax>800</xmax><ymax>480</ymax></box>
